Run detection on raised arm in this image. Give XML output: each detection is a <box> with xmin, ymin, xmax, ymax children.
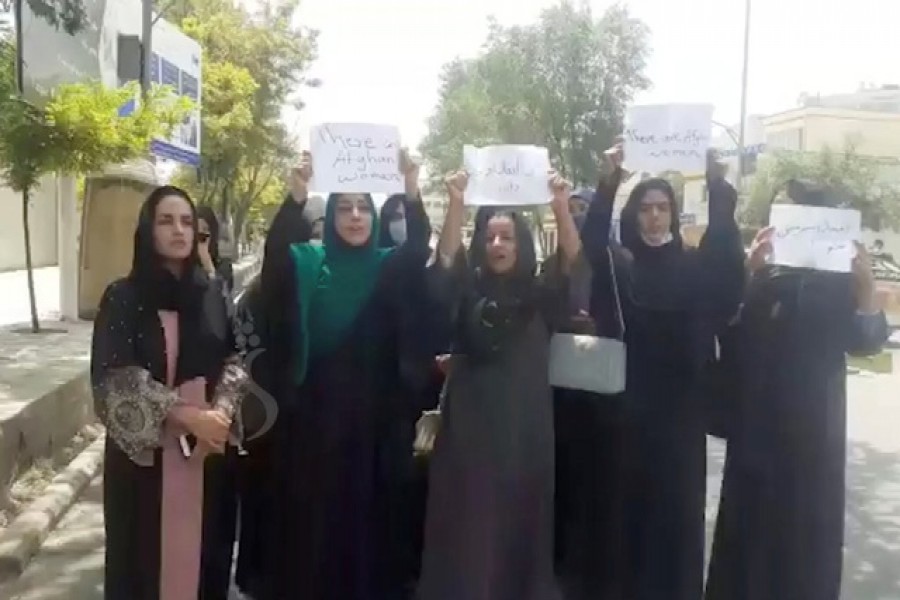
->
<box><xmin>393</xmin><ymin>149</ymin><xmax>431</xmax><ymax>259</ymax></box>
<box><xmin>846</xmin><ymin>242</ymin><xmax>890</xmax><ymax>355</ymax></box>
<box><xmin>548</xmin><ymin>171</ymin><xmax>580</xmax><ymax>272</ymax></box>
<box><xmin>437</xmin><ymin>171</ymin><xmax>468</xmax><ymax>269</ymax></box>
<box><xmin>581</xmin><ymin>145</ymin><xmax>626</xmax><ymax>263</ymax></box>
<box><xmin>696</xmin><ymin>172</ymin><xmax>745</xmax><ymax>319</ymax></box>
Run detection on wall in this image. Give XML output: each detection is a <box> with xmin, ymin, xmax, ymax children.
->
<box><xmin>0</xmin><ymin>177</ymin><xmax>59</xmax><ymax>272</ymax></box>
<box><xmin>764</xmin><ymin>108</ymin><xmax>900</xmax><ymax>158</ymax></box>
<box><xmin>78</xmin><ymin>174</ymin><xmax>156</xmax><ymax>318</ymax></box>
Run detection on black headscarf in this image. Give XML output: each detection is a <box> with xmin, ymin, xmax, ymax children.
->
<box><xmin>458</xmin><ymin>209</ymin><xmax>538</xmax><ymax>358</ymax></box>
<box><xmin>619</xmin><ymin>178</ymin><xmax>683</xmax><ymax>256</ymax></box>
<box><xmin>615</xmin><ymin>177</ymin><xmax>694</xmax><ymax>312</ymax></box>
<box><xmin>378</xmin><ymin>194</ymin><xmax>405</xmax><ymax>248</ymax></box>
<box><xmin>570</xmin><ymin>187</ymin><xmax>594</xmax><ymax>232</ymax></box>
<box><xmin>196</xmin><ymin>204</ymin><xmax>235</xmax><ymax>291</ymax></box>
<box><xmin>750</xmin><ymin>181</ymin><xmax>855</xmax><ymax>328</ymax></box>
<box><xmin>130</xmin><ymin>185</ymin><xmax>229</xmax><ymax>383</ymax></box>
<box><xmin>196</xmin><ymin>205</ymin><xmax>221</xmax><ymax>264</ymax></box>
<box><xmin>302</xmin><ymin>195</ymin><xmax>326</xmax><ymax>236</ymax></box>
<box><xmin>260</xmin><ymin>194</ymin><xmax>316</xmax><ymax>309</ymax></box>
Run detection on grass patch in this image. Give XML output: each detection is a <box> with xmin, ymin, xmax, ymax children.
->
<box><xmin>847</xmin><ymin>351</ymin><xmax>894</xmax><ymax>374</ymax></box>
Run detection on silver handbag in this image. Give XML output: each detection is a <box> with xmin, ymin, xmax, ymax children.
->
<box><xmin>548</xmin><ymin>247</ymin><xmax>626</xmax><ymax>394</ymax></box>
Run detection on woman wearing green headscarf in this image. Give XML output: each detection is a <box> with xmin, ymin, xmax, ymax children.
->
<box><xmin>260</xmin><ymin>150</ymin><xmax>433</xmax><ymax>600</ymax></box>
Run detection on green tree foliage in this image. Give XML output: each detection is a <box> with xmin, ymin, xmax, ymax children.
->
<box><xmin>0</xmin><ymin>41</ymin><xmax>189</xmax><ymax>331</ymax></box>
<box><xmin>743</xmin><ymin>143</ymin><xmax>900</xmax><ymax>230</ymax></box>
<box><xmin>420</xmin><ymin>0</ymin><xmax>651</xmax><ymax>188</ymax></box>
<box><xmin>172</xmin><ymin>0</ymin><xmax>317</xmax><ymax>242</ymax></box>
<box><xmin>0</xmin><ymin>0</ymin><xmax>88</xmax><ymax>35</ymax></box>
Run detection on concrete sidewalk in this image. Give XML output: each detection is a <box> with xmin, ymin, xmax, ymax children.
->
<box><xmin>0</xmin><ymin>268</ymin><xmax>61</xmax><ymax>328</ymax></box>
<box><xmin>0</xmin><ymin>322</ymin><xmax>94</xmax><ymax>507</ymax></box>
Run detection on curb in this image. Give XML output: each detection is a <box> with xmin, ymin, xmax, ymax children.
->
<box><xmin>0</xmin><ymin>434</ymin><xmax>105</xmax><ymax>583</ymax></box>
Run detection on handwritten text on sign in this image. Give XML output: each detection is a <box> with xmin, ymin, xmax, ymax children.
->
<box><xmin>769</xmin><ymin>204</ymin><xmax>861</xmax><ymax>273</ymax></box>
<box><xmin>310</xmin><ymin>123</ymin><xmax>404</xmax><ymax>194</ymax></box>
<box><xmin>463</xmin><ymin>145</ymin><xmax>551</xmax><ymax>206</ymax></box>
<box><xmin>623</xmin><ymin>103</ymin><xmax>713</xmax><ymax>175</ymax></box>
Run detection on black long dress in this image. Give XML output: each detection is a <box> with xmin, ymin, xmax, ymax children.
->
<box><xmin>232</xmin><ymin>194</ymin><xmax>317</xmax><ymax>598</ymax></box>
<box><xmin>376</xmin><ymin>196</ymin><xmax>445</xmax><ymax>598</ymax></box>
<box><xmin>259</xmin><ymin>198</ymin><xmax>432</xmax><ymax>600</ymax></box>
<box><xmin>91</xmin><ymin>273</ymin><xmax>243</xmax><ymax>600</ymax></box>
<box><xmin>580</xmin><ymin>173</ymin><xmax>745</xmax><ymax>600</ymax></box>
<box><xmin>551</xmin><ymin>177</ymin><xmax>632</xmax><ymax>600</ymax></box>
<box><xmin>705</xmin><ymin>267</ymin><xmax>889</xmax><ymax>600</ymax></box>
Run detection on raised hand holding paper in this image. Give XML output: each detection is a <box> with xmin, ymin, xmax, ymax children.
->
<box><xmin>310</xmin><ymin>123</ymin><xmax>404</xmax><ymax>194</ymax></box>
<box><xmin>463</xmin><ymin>145</ymin><xmax>551</xmax><ymax>206</ymax></box>
<box><xmin>623</xmin><ymin>104</ymin><xmax>713</xmax><ymax>175</ymax></box>
<box><xmin>769</xmin><ymin>204</ymin><xmax>861</xmax><ymax>273</ymax></box>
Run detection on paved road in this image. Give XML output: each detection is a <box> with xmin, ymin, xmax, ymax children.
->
<box><xmin>2</xmin><ymin>364</ymin><xmax>899</xmax><ymax>600</ymax></box>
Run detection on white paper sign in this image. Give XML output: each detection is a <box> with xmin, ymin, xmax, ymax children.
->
<box><xmin>623</xmin><ymin>104</ymin><xmax>713</xmax><ymax>175</ymax></box>
<box><xmin>310</xmin><ymin>123</ymin><xmax>404</xmax><ymax>194</ymax></box>
<box><xmin>463</xmin><ymin>145</ymin><xmax>551</xmax><ymax>206</ymax></box>
<box><xmin>769</xmin><ymin>204</ymin><xmax>861</xmax><ymax>272</ymax></box>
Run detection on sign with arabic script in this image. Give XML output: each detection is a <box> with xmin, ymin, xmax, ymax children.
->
<box><xmin>310</xmin><ymin>123</ymin><xmax>404</xmax><ymax>194</ymax></box>
<box><xmin>769</xmin><ymin>204</ymin><xmax>861</xmax><ymax>272</ymax></box>
<box><xmin>623</xmin><ymin>104</ymin><xmax>713</xmax><ymax>175</ymax></box>
<box><xmin>462</xmin><ymin>145</ymin><xmax>551</xmax><ymax>206</ymax></box>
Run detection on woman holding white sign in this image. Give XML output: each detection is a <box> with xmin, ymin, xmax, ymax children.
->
<box><xmin>417</xmin><ymin>168</ymin><xmax>580</xmax><ymax>600</ymax></box>
<box><xmin>705</xmin><ymin>183</ymin><xmax>889</xmax><ymax>600</ymax></box>
<box><xmin>259</xmin><ymin>150</ymin><xmax>434</xmax><ymax>600</ymax></box>
<box><xmin>578</xmin><ymin>145</ymin><xmax>745</xmax><ymax>600</ymax></box>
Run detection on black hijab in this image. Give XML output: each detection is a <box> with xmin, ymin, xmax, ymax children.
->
<box><xmin>196</xmin><ymin>205</ymin><xmax>221</xmax><ymax>264</ymax></box>
<box><xmin>616</xmin><ymin>177</ymin><xmax>695</xmax><ymax>312</ymax></box>
<box><xmin>378</xmin><ymin>194</ymin><xmax>405</xmax><ymax>248</ymax></box>
<box><xmin>750</xmin><ymin>181</ymin><xmax>855</xmax><ymax>326</ymax></box>
<box><xmin>260</xmin><ymin>194</ymin><xmax>317</xmax><ymax>309</ymax></box>
<box><xmin>303</xmin><ymin>195</ymin><xmax>326</xmax><ymax>236</ymax></box>
<box><xmin>130</xmin><ymin>186</ymin><xmax>229</xmax><ymax>383</ymax></box>
<box><xmin>458</xmin><ymin>209</ymin><xmax>538</xmax><ymax>358</ymax></box>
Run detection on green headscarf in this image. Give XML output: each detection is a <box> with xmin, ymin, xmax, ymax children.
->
<box><xmin>289</xmin><ymin>193</ymin><xmax>394</xmax><ymax>385</ymax></box>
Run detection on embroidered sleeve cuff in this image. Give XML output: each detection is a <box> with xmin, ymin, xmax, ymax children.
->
<box><xmin>96</xmin><ymin>367</ymin><xmax>178</xmax><ymax>464</ymax></box>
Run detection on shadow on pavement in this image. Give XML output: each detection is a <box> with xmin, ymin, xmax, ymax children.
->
<box><xmin>843</xmin><ymin>440</ymin><xmax>900</xmax><ymax>599</ymax></box>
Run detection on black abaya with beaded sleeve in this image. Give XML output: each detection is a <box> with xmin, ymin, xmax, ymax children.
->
<box><xmin>91</xmin><ymin>272</ymin><xmax>245</xmax><ymax>600</ymax></box>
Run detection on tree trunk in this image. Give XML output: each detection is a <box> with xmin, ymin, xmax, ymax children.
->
<box><xmin>232</xmin><ymin>203</ymin><xmax>247</xmax><ymax>257</ymax></box>
<box><xmin>22</xmin><ymin>189</ymin><xmax>40</xmax><ymax>333</ymax></box>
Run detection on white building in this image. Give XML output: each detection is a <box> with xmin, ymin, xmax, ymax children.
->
<box><xmin>798</xmin><ymin>83</ymin><xmax>900</xmax><ymax>114</ymax></box>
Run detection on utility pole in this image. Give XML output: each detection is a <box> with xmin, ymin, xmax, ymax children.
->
<box><xmin>735</xmin><ymin>0</ymin><xmax>751</xmax><ymax>193</ymax></box>
<box><xmin>140</xmin><ymin>0</ymin><xmax>153</xmax><ymax>96</ymax></box>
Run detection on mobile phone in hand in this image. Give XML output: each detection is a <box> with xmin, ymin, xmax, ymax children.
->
<box><xmin>179</xmin><ymin>435</ymin><xmax>198</xmax><ymax>458</ymax></box>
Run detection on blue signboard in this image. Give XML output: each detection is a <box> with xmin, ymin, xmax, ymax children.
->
<box><xmin>147</xmin><ymin>20</ymin><xmax>202</xmax><ymax>166</ymax></box>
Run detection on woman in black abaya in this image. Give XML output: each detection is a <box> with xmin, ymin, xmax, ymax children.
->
<box><xmin>260</xmin><ymin>150</ymin><xmax>432</xmax><ymax>600</ymax></box>
<box><xmin>376</xmin><ymin>192</ymin><xmax>442</xmax><ymax>598</ymax></box>
<box><xmin>580</xmin><ymin>147</ymin><xmax>745</xmax><ymax>600</ymax></box>
<box><xmin>232</xmin><ymin>167</ymin><xmax>323</xmax><ymax>598</ymax></box>
<box><xmin>91</xmin><ymin>186</ymin><xmax>245</xmax><ymax>600</ymax></box>
<box><xmin>551</xmin><ymin>184</ymin><xmax>631</xmax><ymax>600</ymax></box>
<box><xmin>705</xmin><ymin>182</ymin><xmax>889</xmax><ymax>600</ymax></box>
